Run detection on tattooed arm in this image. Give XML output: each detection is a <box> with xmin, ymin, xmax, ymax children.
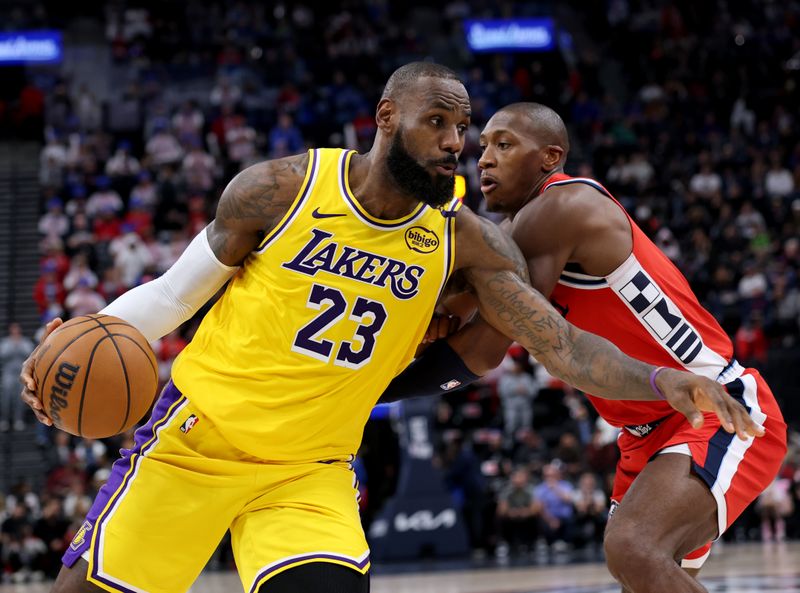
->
<box><xmin>208</xmin><ymin>153</ymin><xmax>309</xmax><ymax>264</ymax></box>
<box><xmin>454</xmin><ymin>208</ymin><xmax>763</xmax><ymax>439</ymax></box>
<box><xmin>20</xmin><ymin>154</ymin><xmax>309</xmax><ymax>424</ymax></box>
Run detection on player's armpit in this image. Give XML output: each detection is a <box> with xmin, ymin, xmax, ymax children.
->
<box><xmin>209</xmin><ymin>152</ymin><xmax>309</xmax><ymax>266</ymax></box>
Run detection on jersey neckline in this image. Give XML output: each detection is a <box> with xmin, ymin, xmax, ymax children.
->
<box><xmin>337</xmin><ymin>150</ymin><xmax>428</xmax><ymax>230</ymax></box>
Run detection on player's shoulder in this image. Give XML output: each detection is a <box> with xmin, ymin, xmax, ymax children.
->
<box><xmin>516</xmin><ymin>176</ymin><xmax>624</xmax><ymax>237</ymax></box>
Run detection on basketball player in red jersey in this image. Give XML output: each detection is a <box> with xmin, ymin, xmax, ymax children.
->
<box><xmin>385</xmin><ymin>103</ymin><xmax>787</xmax><ymax>593</ymax></box>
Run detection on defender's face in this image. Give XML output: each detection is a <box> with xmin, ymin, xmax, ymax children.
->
<box><xmin>478</xmin><ymin>111</ymin><xmax>543</xmax><ymax>215</ymax></box>
<box><xmin>386</xmin><ymin>79</ymin><xmax>471</xmax><ymax>206</ymax></box>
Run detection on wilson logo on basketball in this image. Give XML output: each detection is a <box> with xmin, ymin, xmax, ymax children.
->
<box><xmin>404</xmin><ymin>227</ymin><xmax>439</xmax><ymax>254</ymax></box>
<box><xmin>47</xmin><ymin>361</ymin><xmax>81</xmax><ymax>424</ymax></box>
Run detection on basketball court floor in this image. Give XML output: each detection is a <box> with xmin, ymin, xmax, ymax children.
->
<box><xmin>1</xmin><ymin>542</ymin><xmax>797</xmax><ymax>593</ymax></box>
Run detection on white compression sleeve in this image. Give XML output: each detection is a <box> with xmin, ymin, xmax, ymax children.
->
<box><xmin>100</xmin><ymin>226</ymin><xmax>239</xmax><ymax>342</ymax></box>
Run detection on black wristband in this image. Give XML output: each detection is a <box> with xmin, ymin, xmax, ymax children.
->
<box><xmin>379</xmin><ymin>339</ymin><xmax>480</xmax><ymax>403</ymax></box>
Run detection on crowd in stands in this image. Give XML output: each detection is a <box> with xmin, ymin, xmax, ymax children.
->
<box><xmin>1</xmin><ymin>0</ymin><xmax>799</xmax><ymax>582</ymax></box>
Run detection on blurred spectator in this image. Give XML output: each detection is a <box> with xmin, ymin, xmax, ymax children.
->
<box><xmin>105</xmin><ymin>141</ymin><xmax>141</xmax><ymax>179</ymax></box>
<box><xmin>571</xmin><ymin>472</ymin><xmax>607</xmax><ymax>550</ymax></box>
<box><xmin>268</xmin><ymin>113</ymin><xmax>304</xmax><ymax>158</ymax></box>
<box><xmin>33</xmin><ymin>262</ymin><xmax>66</xmax><ymax>316</ymax></box>
<box><xmin>85</xmin><ymin>177</ymin><xmax>123</xmax><ymax>218</ymax></box>
<box><xmin>63</xmin><ymin>254</ymin><xmax>98</xmax><ymax>292</ymax></box>
<box><xmin>32</xmin><ymin>498</ymin><xmax>69</xmax><ymax>578</ymax></box>
<box><xmin>497</xmin><ymin>356</ymin><xmax>538</xmax><ymax>448</ymax></box>
<box><xmin>534</xmin><ymin>463</ymin><xmax>575</xmax><ymax>550</ymax></box>
<box><xmin>225</xmin><ymin>115</ymin><xmax>257</xmax><ymax>172</ymax></box>
<box><xmin>129</xmin><ymin>171</ymin><xmax>157</xmax><ymax>211</ymax></box>
<box><xmin>37</xmin><ymin>198</ymin><xmax>69</xmax><ymax>240</ymax></box>
<box><xmin>0</xmin><ymin>324</ymin><xmax>35</xmax><ymax>432</ymax></box>
<box><xmin>182</xmin><ymin>141</ymin><xmax>216</xmax><ymax>193</ymax></box>
<box><xmin>495</xmin><ymin>468</ymin><xmax>538</xmax><ymax>558</ymax></box>
<box><xmin>64</xmin><ymin>279</ymin><xmax>107</xmax><ymax>317</ymax></box>
<box><xmin>110</xmin><ymin>228</ymin><xmax>154</xmax><ymax>287</ymax></box>
<box><xmin>145</xmin><ymin>123</ymin><xmax>184</xmax><ymax>167</ymax></box>
<box><xmin>735</xmin><ymin>314</ymin><xmax>769</xmax><ymax>364</ymax></box>
<box><xmin>757</xmin><ymin>475</ymin><xmax>794</xmax><ymax>542</ymax></box>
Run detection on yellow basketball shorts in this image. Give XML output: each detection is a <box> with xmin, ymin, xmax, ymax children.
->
<box><xmin>63</xmin><ymin>381</ymin><xmax>369</xmax><ymax>593</ymax></box>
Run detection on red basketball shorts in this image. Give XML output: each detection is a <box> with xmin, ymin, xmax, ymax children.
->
<box><xmin>610</xmin><ymin>368</ymin><xmax>786</xmax><ymax>568</ymax></box>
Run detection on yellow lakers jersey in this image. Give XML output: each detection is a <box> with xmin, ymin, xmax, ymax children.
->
<box><xmin>172</xmin><ymin>148</ymin><xmax>460</xmax><ymax>461</ymax></box>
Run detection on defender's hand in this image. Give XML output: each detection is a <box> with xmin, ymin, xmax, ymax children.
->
<box><xmin>422</xmin><ymin>313</ymin><xmax>460</xmax><ymax>344</ymax></box>
<box><xmin>19</xmin><ymin>318</ymin><xmax>63</xmax><ymax>426</ymax></box>
<box><xmin>656</xmin><ymin>368</ymin><xmax>765</xmax><ymax>440</ymax></box>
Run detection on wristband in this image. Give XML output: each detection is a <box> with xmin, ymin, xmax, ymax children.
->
<box><xmin>649</xmin><ymin>366</ymin><xmax>668</xmax><ymax>400</ymax></box>
<box><xmin>380</xmin><ymin>340</ymin><xmax>480</xmax><ymax>403</ymax></box>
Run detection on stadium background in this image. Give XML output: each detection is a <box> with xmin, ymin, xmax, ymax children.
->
<box><xmin>0</xmin><ymin>0</ymin><xmax>798</xmax><ymax>584</ymax></box>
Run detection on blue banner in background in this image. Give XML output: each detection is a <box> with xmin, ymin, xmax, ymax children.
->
<box><xmin>0</xmin><ymin>31</ymin><xmax>63</xmax><ymax>65</ymax></box>
<box><xmin>464</xmin><ymin>18</ymin><xmax>555</xmax><ymax>53</ymax></box>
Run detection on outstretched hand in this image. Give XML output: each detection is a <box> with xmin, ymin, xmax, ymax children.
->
<box><xmin>656</xmin><ymin>368</ymin><xmax>764</xmax><ymax>440</ymax></box>
<box><xmin>19</xmin><ymin>317</ymin><xmax>63</xmax><ymax>427</ymax></box>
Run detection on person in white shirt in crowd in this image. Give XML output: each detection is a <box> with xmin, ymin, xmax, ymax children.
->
<box><xmin>110</xmin><ymin>224</ymin><xmax>155</xmax><ymax>288</ymax></box>
<box><xmin>64</xmin><ymin>279</ymin><xmax>107</xmax><ymax>318</ymax></box>
<box><xmin>38</xmin><ymin>198</ymin><xmax>69</xmax><ymax>240</ymax></box>
<box><xmin>764</xmin><ymin>151</ymin><xmax>795</xmax><ymax>199</ymax></box>
<box><xmin>497</xmin><ymin>355</ymin><xmax>539</xmax><ymax>449</ymax></box>
<box><xmin>145</xmin><ymin>122</ymin><xmax>184</xmax><ymax>167</ymax></box>
<box><xmin>209</xmin><ymin>76</ymin><xmax>242</xmax><ymax>110</ymax></box>
<box><xmin>738</xmin><ymin>261</ymin><xmax>768</xmax><ymax>301</ymax></box>
<box><xmin>172</xmin><ymin>100</ymin><xmax>205</xmax><ymax>147</ymax></box>
<box><xmin>0</xmin><ymin>323</ymin><xmax>35</xmax><ymax>432</ymax></box>
<box><xmin>182</xmin><ymin>139</ymin><xmax>217</xmax><ymax>192</ymax></box>
<box><xmin>105</xmin><ymin>140</ymin><xmax>141</xmax><ymax>179</ymax></box>
<box><xmin>688</xmin><ymin>152</ymin><xmax>722</xmax><ymax>199</ymax></box>
<box><xmin>39</xmin><ymin>135</ymin><xmax>68</xmax><ymax>188</ymax></box>
<box><xmin>85</xmin><ymin>176</ymin><xmax>124</xmax><ymax>218</ymax></box>
<box><xmin>62</xmin><ymin>253</ymin><xmax>99</xmax><ymax>292</ymax></box>
<box><xmin>224</xmin><ymin>114</ymin><xmax>257</xmax><ymax>170</ymax></box>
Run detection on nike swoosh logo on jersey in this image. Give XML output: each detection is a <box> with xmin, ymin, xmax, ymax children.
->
<box><xmin>311</xmin><ymin>208</ymin><xmax>346</xmax><ymax>219</ymax></box>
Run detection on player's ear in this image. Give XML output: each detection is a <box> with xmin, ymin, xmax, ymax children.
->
<box><xmin>375</xmin><ymin>98</ymin><xmax>396</xmax><ymax>133</ymax></box>
<box><xmin>542</xmin><ymin>145</ymin><xmax>564</xmax><ymax>172</ymax></box>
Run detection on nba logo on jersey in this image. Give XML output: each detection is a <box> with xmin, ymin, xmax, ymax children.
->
<box><xmin>440</xmin><ymin>379</ymin><xmax>462</xmax><ymax>391</ymax></box>
<box><xmin>180</xmin><ymin>414</ymin><xmax>199</xmax><ymax>434</ymax></box>
<box><xmin>70</xmin><ymin>520</ymin><xmax>93</xmax><ymax>551</ymax></box>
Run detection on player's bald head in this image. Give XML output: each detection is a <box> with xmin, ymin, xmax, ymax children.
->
<box><xmin>497</xmin><ymin>102</ymin><xmax>570</xmax><ymax>156</ymax></box>
<box><xmin>382</xmin><ymin>62</ymin><xmax>462</xmax><ymax>100</ymax></box>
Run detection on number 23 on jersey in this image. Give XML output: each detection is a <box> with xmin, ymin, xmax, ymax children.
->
<box><xmin>292</xmin><ymin>283</ymin><xmax>388</xmax><ymax>369</ymax></box>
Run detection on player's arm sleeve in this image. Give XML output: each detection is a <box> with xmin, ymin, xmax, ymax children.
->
<box><xmin>100</xmin><ymin>226</ymin><xmax>239</xmax><ymax>342</ymax></box>
<box><xmin>379</xmin><ymin>339</ymin><xmax>481</xmax><ymax>403</ymax></box>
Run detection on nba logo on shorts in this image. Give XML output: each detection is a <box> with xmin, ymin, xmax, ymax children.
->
<box><xmin>440</xmin><ymin>379</ymin><xmax>462</xmax><ymax>391</ymax></box>
<box><xmin>70</xmin><ymin>520</ymin><xmax>93</xmax><ymax>551</ymax></box>
<box><xmin>180</xmin><ymin>414</ymin><xmax>199</xmax><ymax>434</ymax></box>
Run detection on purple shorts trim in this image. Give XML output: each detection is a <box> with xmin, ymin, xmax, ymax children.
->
<box><xmin>249</xmin><ymin>552</ymin><xmax>370</xmax><ymax>593</ymax></box>
<box><xmin>62</xmin><ymin>382</ymin><xmax>185</xmax><ymax>587</ymax></box>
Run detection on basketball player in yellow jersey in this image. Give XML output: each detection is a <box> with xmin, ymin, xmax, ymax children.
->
<box><xmin>20</xmin><ymin>63</ymin><xmax>760</xmax><ymax>593</ymax></box>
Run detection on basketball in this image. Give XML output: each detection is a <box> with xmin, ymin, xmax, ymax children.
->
<box><xmin>33</xmin><ymin>314</ymin><xmax>159</xmax><ymax>438</ymax></box>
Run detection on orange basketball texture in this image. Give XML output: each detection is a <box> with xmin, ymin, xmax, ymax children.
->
<box><xmin>34</xmin><ymin>315</ymin><xmax>159</xmax><ymax>438</ymax></box>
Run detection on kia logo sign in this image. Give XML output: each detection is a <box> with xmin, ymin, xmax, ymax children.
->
<box><xmin>394</xmin><ymin>509</ymin><xmax>457</xmax><ymax>532</ymax></box>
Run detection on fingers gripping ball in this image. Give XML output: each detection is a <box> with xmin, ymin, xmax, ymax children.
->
<box><xmin>33</xmin><ymin>315</ymin><xmax>159</xmax><ymax>438</ymax></box>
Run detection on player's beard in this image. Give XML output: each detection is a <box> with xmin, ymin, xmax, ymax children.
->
<box><xmin>386</xmin><ymin>128</ymin><xmax>456</xmax><ymax>208</ymax></box>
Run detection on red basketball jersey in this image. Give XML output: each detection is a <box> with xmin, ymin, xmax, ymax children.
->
<box><xmin>545</xmin><ymin>174</ymin><xmax>737</xmax><ymax>426</ymax></box>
